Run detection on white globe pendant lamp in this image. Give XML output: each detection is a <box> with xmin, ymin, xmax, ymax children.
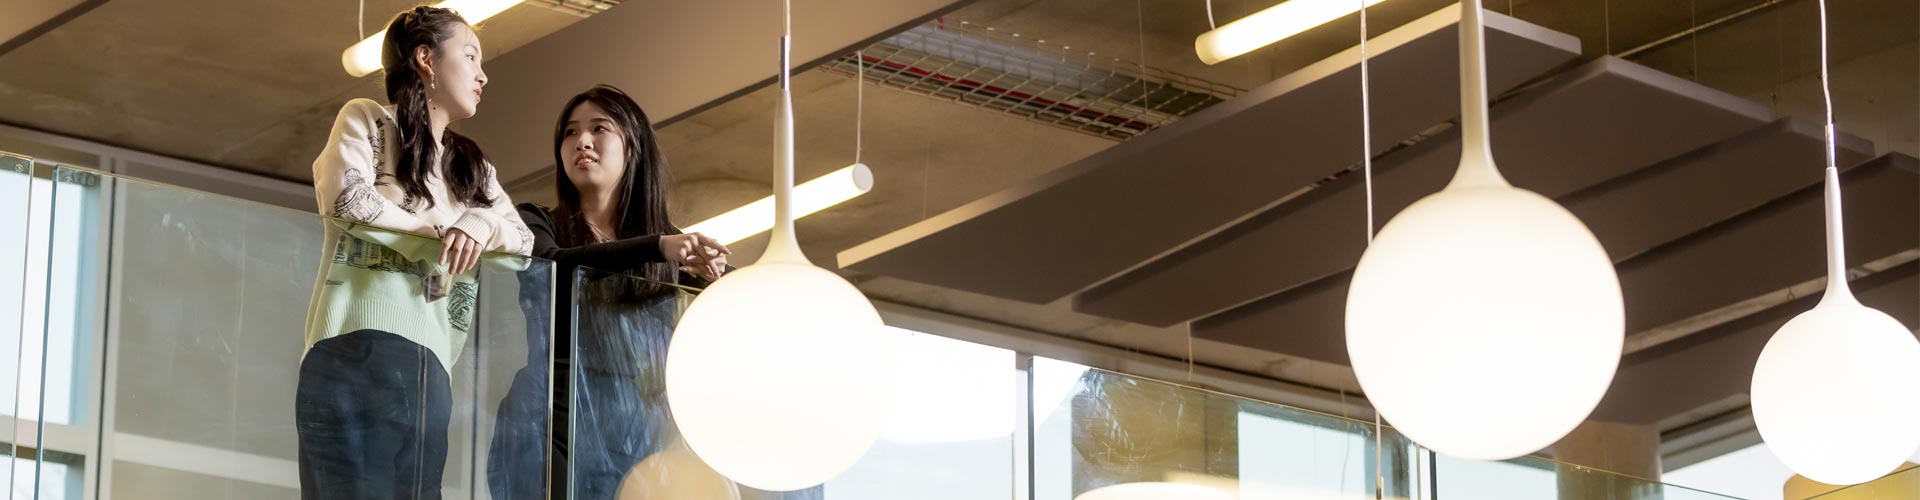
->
<box><xmin>663</xmin><ymin>2</ymin><xmax>893</xmax><ymax>491</ymax></box>
<box><xmin>1749</xmin><ymin>0</ymin><xmax>1920</xmax><ymax>486</ymax></box>
<box><xmin>1344</xmin><ymin>0</ymin><xmax>1623</xmax><ymax>460</ymax></box>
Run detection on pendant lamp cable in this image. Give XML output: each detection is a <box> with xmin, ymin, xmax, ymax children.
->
<box><xmin>1137</xmin><ymin>0</ymin><xmax>1150</xmax><ymax>110</ymax></box>
<box><xmin>1185</xmin><ymin>323</ymin><xmax>1195</xmax><ymax>382</ymax></box>
<box><xmin>1604</xmin><ymin>0</ymin><xmax>1612</xmax><ymax>54</ymax></box>
<box><xmin>1360</xmin><ymin>0</ymin><xmax>1374</xmax><ymax>249</ymax></box>
<box><xmin>1359</xmin><ymin>0</ymin><xmax>1382</xmax><ymax>497</ymax></box>
<box><xmin>357</xmin><ymin>0</ymin><xmax>365</xmax><ymax>41</ymax></box>
<box><xmin>856</xmin><ymin>50</ymin><xmax>865</xmax><ymax>165</ymax></box>
<box><xmin>1815</xmin><ymin>0</ymin><xmax>1848</xmax><ymax>291</ymax></box>
<box><xmin>1689</xmin><ymin>0</ymin><xmax>1700</xmax><ymax>81</ymax></box>
<box><xmin>1816</xmin><ymin>0</ymin><xmax>1836</xmax><ymax>172</ymax></box>
<box><xmin>1206</xmin><ymin>0</ymin><xmax>1217</xmax><ymax>30</ymax></box>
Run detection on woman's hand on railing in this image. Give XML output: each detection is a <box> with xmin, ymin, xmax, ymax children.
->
<box><xmin>681</xmin><ymin>252</ymin><xmax>729</xmax><ymax>282</ymax></box>
<box><xmin>661</xmin><ymin>232</ymin><xmax>730</xmax><ymax>281</ymax></box>
<box><xmin>441</xmin><ymin>227</ymin><xmax>483</xmax><ymax>276</ymax></box>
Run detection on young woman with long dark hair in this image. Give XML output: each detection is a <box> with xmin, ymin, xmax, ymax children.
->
<box><xmin>488</xmin><ymin>85</ymin><xmax>736</xmax><ymax>500</ymax></box>
<box><xmin>302</xmin><ymin>6</ymin><xmax>530</xmax><ymax>499</ymax></box>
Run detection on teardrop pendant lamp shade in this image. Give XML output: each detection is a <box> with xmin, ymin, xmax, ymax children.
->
<box><xmin>1750</xmin><ymin>169</ymin><xmax>1920</xmax><ymax>484</ymax></box>
<box><xmin>1749</xmin><ymin>0</ymin><xmax>1920</xmax><ymax>484</ymax></box>
<box><xmin>664</xmin><ymin>4</ymin><xmax>894</xmax><ymax>491</ymax></box>
<box><xmin>1344</xmin><ymin>0</ymin><xmax>1624</xmax><ymax>460</ymax></box>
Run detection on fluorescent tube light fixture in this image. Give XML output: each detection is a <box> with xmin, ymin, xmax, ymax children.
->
<box><xmin>341</xmin><ymin>0</ymin><xmax>525</xmax><ymax>77</ymax></box>
<box><xmin>1195</xmin><ymin>0</ymin><xmax>1388</xmax><ymax>65</ymax></box>
<box><xmin>682</xmin><ymin>163</ymin><xmax>873</xmax><ymax>245</ymax></box>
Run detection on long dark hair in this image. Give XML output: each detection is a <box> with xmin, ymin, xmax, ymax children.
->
<box><xmin>552</xmin><ymin>85</ymin><xmax>677</xmax><ymax>285</ymax></box>
<box><xmin>382</xmin><ymin>5</ymin><xmax>494</xmax><ymax>210</ymax></box>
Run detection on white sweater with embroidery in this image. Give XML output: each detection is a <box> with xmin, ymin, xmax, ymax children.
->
<box><xmin>304</xmin><ymin>98</ymin><xmax>533</xmax><ymax>372</ymax></box>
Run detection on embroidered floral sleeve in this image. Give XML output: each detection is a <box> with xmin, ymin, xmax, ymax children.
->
<box><xmin>313</xmin><ymin>99</ymin><xmax>437</xmax><ymax>236</ymax></box>
<box><xmin>446</xmin><ymin>162</ymin><xmax>534</xmax><ymax>256</ymax></box>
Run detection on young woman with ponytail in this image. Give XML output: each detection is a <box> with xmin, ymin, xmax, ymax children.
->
<box><xmin>300</xmin><ymin>6</ymin><xmax>530</xmax><ymax>499</ymax></box>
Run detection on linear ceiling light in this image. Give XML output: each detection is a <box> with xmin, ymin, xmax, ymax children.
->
<box><xmin>681</xmin><ymin>163</ymin><xmax>874</xmax><ymax>245</ymax></box>
<box><xmin>341</xmin><ymin>0</ymin><xmax>526</xmax><ymax>77</ymax></box>
<box><xmin>1195</xmin><ymin>0</ymin><xmax>1388</xmax><ymax>65</ymax></box>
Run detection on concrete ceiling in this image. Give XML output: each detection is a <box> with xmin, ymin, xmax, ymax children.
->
<box><xmin>1</xmin><ymin>0</ymin><xmax>103</xmax><ymax>55</ymax></box>
<box><xmin>0</xmin><ymin>0</ymin><xmax>596</xmax><ymax>181</ymax></box>
<box><xmin>0</xmin><ymin>0</ymin><xmax>1913</xmax><ymax>454</ymax></box>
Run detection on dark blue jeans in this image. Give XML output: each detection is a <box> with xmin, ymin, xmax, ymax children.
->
<box><xmin>296</xmin><ymin>329</ymin><xmax>452</xmax><ymax>500</ymax></box>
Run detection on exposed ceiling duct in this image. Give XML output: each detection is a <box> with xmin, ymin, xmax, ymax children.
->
<box><xmin>817</xmin><ymin>19</ymin><xmax>1241</xmax><ymax>141</ymax></box>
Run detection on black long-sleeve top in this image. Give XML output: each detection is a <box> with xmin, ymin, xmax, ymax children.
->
<box><xmin>516</xmin><ymin>203</ymin><xmax>692</xmax><ymax>471</ymax></box>
<box><xmin>516</xmin><ymin>203</ymin><xmax>677</xmax><ymax>371</ymax></box>
<box><xmin>519</xmin><ymin>203</ymin><xmax>667</xmax><ymax>272</ymax></box>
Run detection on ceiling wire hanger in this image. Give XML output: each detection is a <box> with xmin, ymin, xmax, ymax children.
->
<box><xmin>1356</xmin><ymin>0</ymin><xmax>1384</xmax><ymax>496</ymax></box>
<box><xmin>1137</xmin><ymin>0</ymin><xmax>1151</xmax><ymax>113</ymax></box>
<box><xmin>856</xmin><ymin>49</ymin><xmax>864</xmax><ymax>168</ymax></box>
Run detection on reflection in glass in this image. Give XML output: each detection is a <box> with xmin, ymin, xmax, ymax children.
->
<box><xmin>565</xmin><ymin>267</ymin><xmax>708</xmax><ymax>500</ymax></box>
<box><xmin>564</xmin><ymin>267</ymin><xmax>823</xmax><ymax>499</ymax></box>
<box><xmin>1808</xmin><ymin>465</ymin><xmax>1920</xmax><ymax>499</ymax></box>
<box><xmin>1434</xmin><ymin>452</ymin><xmax>1743</xmax><ymax>500</ymax></box>
<box><xmin>1039</xmin><ymin>362</ymin><xmax>1417</xmax><ymax>500</ymax></box>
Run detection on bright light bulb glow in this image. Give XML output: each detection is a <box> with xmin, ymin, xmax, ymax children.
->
<box><xmin>665</xmin><ymin>261</ymin><xmax>893</xmax><ymax>491</ymax></box>
<box><xmin>1076</xmin><ymin>482</ymin><xmax>1235</xmax><ymax>500</ymax></box>
<box><xmin>340</xmin><ymin>0</ymin><xmax>526</xmax><ymax>77</ymax></box>
<box><xmin>1195</xmin><ymin>0</ymin><xmax>1390</xmax><ymax>65</ymax></box>
<box><xmin>1753</xmin><ymin>302</ymin><xmax>1920</xmax><ymax>485</ymax></box>
<box><xmin>683</xmin><ymin>163</ymin><xmax>873</xmax><ymax>245</ymax></box>
<box><xmin>1346</xmin><ymin>186</ymin><xmax>1623</xmax><ymax>460</ymax></box>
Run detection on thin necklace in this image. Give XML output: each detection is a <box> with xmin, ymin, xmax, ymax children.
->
<box><xmin>586</xmin><ymin>220</ymin><xmax>614</xmax><ymax>243</ymax></box>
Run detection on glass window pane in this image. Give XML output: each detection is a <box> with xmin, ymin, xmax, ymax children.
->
<box><xmin>0</xmin><ymin>153</ymin><xmax>31</xmax><ymax>499</ymax></box>
<box><xmin>78</xmin><ymin>167</ymin><xmax>552</xmax><ymax>499</ymax></box>
<box><xmin>826</xmin><ymin>326</ymin><xmax>1015</xmax><ymax>499</ymax></box>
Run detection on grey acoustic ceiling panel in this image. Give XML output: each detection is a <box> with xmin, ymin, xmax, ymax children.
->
<box><xmin>1189</xmin><ymin>113</ymin><xmax>1882</xmax><ymax>366</ymax></box>
<box><xmin>1590</xmin><ymin>157</ymin><xmax>1920</xmax><ymax>426</ymax></box>
<box><xmin>1077</xmin><ymin>57</ymin><xmax>1778</xmax><ymax>327</ymax></box>
<box><xmin>836</xmin><ymin>5</ymin><xmax>1581</xmax><ymax>303</ymax></box>
<box><xmin>1556</xmin><ymin>118</ymin><xmax>1874</xmax><ymax>262</ymax></box>
<box><xmin>1614</xmin><ymin>153</ymin><xmax>1918</xmax><ymax>335</ymax></box>
<box><xmin>1590</xmin><ymin>263</ymin><xmax>1916</xmax><ymax>425</ymax></box>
